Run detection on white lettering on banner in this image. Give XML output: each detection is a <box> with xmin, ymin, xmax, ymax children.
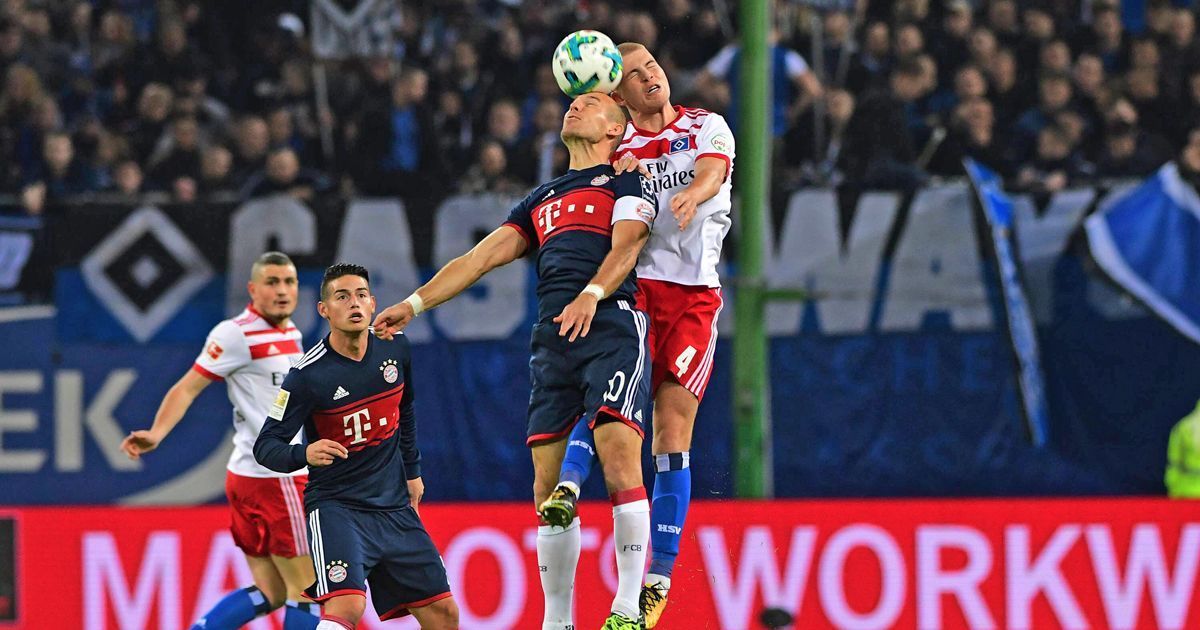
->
<box><xmin>55</xmin><ymin>370</ymin><xmax>140</xmax><ymax>472</ymax></box>
<box><xmin>916</xmin><ymin>525</ymin><xmax>996</xmax><ymax>629</ymax></box>
<box><xmin>817</xmin><ymin>524</ymin><xmax>906</xmax><ymax>629</ymax></box>
<box><xmin>442</xmin><ymin>527</ymin><xmax>526</xmax><ymax>628</ymax></box>
<box><xmin>227</xmin><ymin>196</ymin><xmax>317</xmax><ymax>327</ymax></box>
<box><xmin>697</xmin><ymin>525</ymin><xmax>816</xmax><ymax>629</ymax></box>
<box><xmin>1086</xmin><ymin>523</ymin><xmax>1200</xmax><ymax>630</ymax></box>
<box><xmin>1005</xmin><ymin>524</ymin><xmax>1088</xmax><ymax>629</ymax></box>
<box><xmin>767</xmin><ymin>190</ymin><xmax>900</xmax><ymax>335</ymax></box>
<box><xmin>1012</xmin><ymin>188</ymin><xmax>1095</xmax><ymax>324</ymax></box>
<box><xmin>335</xmin><ymin>199</ymin><xmax>432</xmax><ymax>342</ymax></box>
<box><xmin>83</xmin><ymin>531</ymin><xmax>181</xmax><ymax>630</ymax></box>
<box><xmin>0</xmin><ymin>371</ymin><xmax>45</xmax><ymax>472</ymax></box>
<box><xmin>881</xmin><ymin>186</ymin><xmax>991</xmax><ymax>331</ymax></box>
<box><xmin>432</xmin><ymin>194</ymin><xmax>528</xmax><ymax>341</ymax></box>
<box><xmin>192</xmin><ymin>532</ymin><xmax>274</xmax><ymax>630</ymax></box>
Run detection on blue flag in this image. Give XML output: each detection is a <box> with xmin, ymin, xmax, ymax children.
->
<box><xmin>966</xmin><ymin>159</ymin><xmax>1050</xmax><ymax>446</ymax></box>
<box><xmin>1086</xmin><ymin>162</ymin><xmax>1200</xmax><ymax>344</ymax></box>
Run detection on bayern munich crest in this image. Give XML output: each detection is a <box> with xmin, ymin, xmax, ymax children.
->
<box><xmin>591</xmin><ymin>174</ymin><xmax>610</xmax><ymax>186</ymax></box>
<box><xmin>380</xmin><ymin>358</ymin><xmax>399</xmax><ymax>384</ymax></box>
<box><xmin>327</xmin><ymin>560</ymin><xmax>348</xmax><ymax>583</ymax></box>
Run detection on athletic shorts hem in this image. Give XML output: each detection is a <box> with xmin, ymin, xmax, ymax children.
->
<box><xmin>526</xmin><ymin>414</ymin><xmax>583</xmax><ymax>446</ymax></box>
<box><xmin>379</xmin><ymin>591</ymin><xmax>454</xmax><ymax>620</ymax></box>
<box><xmin>305</xmin><ymin>587</ymin><xmax>366</xmax><ymax>603</ymax></box>
<box><xmin>589</xmin><ymin>405</ymin><xmax>645</xmax><ymax>439</ymax></box>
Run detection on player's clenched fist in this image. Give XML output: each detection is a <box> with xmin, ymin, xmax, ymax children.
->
<box><xmin>307</xmin><ymin>439</ymin><xmax>349</xmax><ymax>466</ymax></box>
<box><xmin>372</xmin><ymin>301</ymin><xmax>416</xmax><ymax>340</ymax></box>
<box><xmin>554</xmin><ymin>292</ymin><xmax>598</xmax><ymax>342</ymax></box>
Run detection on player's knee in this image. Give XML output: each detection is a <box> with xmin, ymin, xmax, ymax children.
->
<box><xmin>533</xmin><ymin>470</ymin><xmax>559</xmax><ymax>506</ymax></box>
<box><xmin>324</xmin><ymin>594</ymin><xmax>366</xmax><ymax>624</ymax></box>
<box><xmin>599</xmin><ymin>450</ymin><xmax>642</xmax><ymax>491</ymax></box>
<box><xmin>430</xmin><ymin>598</ymin><xmax>460</xmax><ymax>628</ymax></box>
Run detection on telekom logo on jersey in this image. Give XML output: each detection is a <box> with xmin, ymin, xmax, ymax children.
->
<box><xmin>341</xmin><ymin>408</ymin><xmax>380</xmax><ymax>445</ymax></box>
<box><xmin>533</xmin><ymin>189</ymin><xmax>613</xmax><ymax>240</ymax></box>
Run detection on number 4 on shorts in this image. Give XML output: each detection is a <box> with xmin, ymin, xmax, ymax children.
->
<box><xmin>675</xmin><ymin>346</ymin><xmax>697</xmax><ymax>377</ymax></box>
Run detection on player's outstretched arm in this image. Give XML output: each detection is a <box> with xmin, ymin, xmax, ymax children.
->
<box><xmin>670</xmin><ymin>156</ymin><xmax>727</xmax><ymax>230</ymax></box>
<box><xmin>120</xmin><ymin>370</ymin><xmax>212</xmax><ymax>460</ymax></box>
<box><xmin>373</xmin><ymin>225</ymin><xmax>528</xmax><ymax>339</ymax></box>
<box><xmin>555</xmin><ymin>219</ymin><xmax>651</xmax><ymax>341</ymax></box>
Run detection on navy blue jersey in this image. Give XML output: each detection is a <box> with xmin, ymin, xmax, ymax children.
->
<box><xmin>503</xmin><ymin>165</ymin><xmax>657</xmax><ymax>321</ymax></box>
<box><xmin>254</xmin><ymin>334</ymin><xmax>421</xmax><ymax>512</ymax></box>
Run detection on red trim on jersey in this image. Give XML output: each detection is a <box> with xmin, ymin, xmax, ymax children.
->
<box><xmin>191</xmin><ymin>363</ymin><xmax>224</xmax><ymax>381</ymax></box>
<box><xmin>248</xmin><ymin>339</ymin><xmax>301</xmax><ymax>360</ymax></box>
<box><xmin>502</xmin><ymin>222</ymin><xmax>532</xmax><ymax>248</ymax></box>
<box><xmin>526</xmin><ymin>414</ymin><xmax>584</xmax><ymax>446</ymax></box>
<box><xmin>243</xmin><ymin>326</ymin><xmax>297</xmax><ymax>336</ymax></box>
<box><xmin>324</xmin><ymin>383</ymin><xmax>405</xmax><ymax>415</ymax></box>
<box><xmin>379</xmin><ymin>592</ymin><xmax>454</xmax><ymax>620</ymax></box>
<box><xmin>589</xmin><ymin>405</ymin><xmax>645</xmax><ymax>439</ymax></box>
<box><xmin>543</xmin><ymin>224</ymin><xmax>612</xmax><ymax>242</ymax></box>
<box><xmin>697</xmin><ymin>152</ymin><xmax>733</xmax><ymax>179</ymax></box>
<box><xmin>610</xmin><ymin>486</ymin><xmax>648</xmax><ymax>506</ymax></box>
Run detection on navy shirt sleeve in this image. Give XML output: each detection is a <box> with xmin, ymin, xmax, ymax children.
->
<box><xmin>397</xmin><ymin>335</ymin><xmax>421</xmax><ymax>480</ymax></box>
<box><xmin>253</xmin><ymin>369</ymin><xmax>312</xmax><ymax>473</ymax></box>
<box><xmin>501</xmin><ymin>191</ymin><xmax>537</xmax><ymax>246</ymax></box>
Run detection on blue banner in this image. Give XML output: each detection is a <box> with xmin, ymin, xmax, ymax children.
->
<box><xmin>1085</xmin><ymin>162</ymin><xmax>1200</xmax><ymax>344</ymax></box>
<box><xmin>967</xmin><ymin>159</ymin><xmax>1051</xmax><ymax>445</ymax></box>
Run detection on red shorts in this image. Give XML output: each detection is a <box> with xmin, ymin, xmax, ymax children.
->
<box><xmin>635</xmin><ymin>278</ymin><xmax>724</xmax><ymax>401</ymax></box>
<box><xmin>225</xmin><ymin>471</ymin><xmax>310</xmax><ymax>558</ymax></box>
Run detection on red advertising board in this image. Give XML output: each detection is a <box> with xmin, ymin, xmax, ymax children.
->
<box><xmin>3</xmin><ymin>499</ymin><xmax>1198</xmax><ymax>629</ymax></box>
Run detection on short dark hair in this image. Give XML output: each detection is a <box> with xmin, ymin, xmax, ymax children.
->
<box><xmin>251</xmin><ymin>251</ymin><xmax>294</xmax><ymax>280</ymax></box>
<box><xmin>320</xmin><ymin>263</ymin><xmax>370</xmax><ymax>300</ymax></box>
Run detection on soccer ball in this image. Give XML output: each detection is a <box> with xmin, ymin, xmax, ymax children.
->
<box><xmin>552</xmin><ymin>30</ymin><xmax>623</xmax><ymax>97</ymax></box>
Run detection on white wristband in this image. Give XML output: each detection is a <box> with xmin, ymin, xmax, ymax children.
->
<box><xmin>582</xmin><ymin>284</ymin><xmax>606</xmax><ymax>300</ymax></box>
<box><xmin>403</xmin><ymin>293</ymin><xmax>425</xmax><ymax>315</ymax></box>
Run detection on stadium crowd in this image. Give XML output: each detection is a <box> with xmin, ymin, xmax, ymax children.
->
<box><xmin>2</xmin><ymin>0</ymin><xmax>1199</xmax><ymax>215</ymax></box>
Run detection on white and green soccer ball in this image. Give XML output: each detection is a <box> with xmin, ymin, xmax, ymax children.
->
<box><xmin>552</xmin><ymin>30</ymin><xmax>623</xmax><ymax>97</ymax></box>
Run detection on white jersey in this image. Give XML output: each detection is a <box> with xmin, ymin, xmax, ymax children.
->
<box><xmin>192</xmin><ymin>305</ymin><xmax>306</xmax><ymax>478</ymax></box>
<box><xmin>617</xmin><ymin>106</ymin><xmax>735</xmax><ymax>287</ymax></box>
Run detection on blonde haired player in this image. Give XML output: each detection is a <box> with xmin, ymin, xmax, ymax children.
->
<box><xmin>540</xmin><ymin>42</ymin><xmax>735</xmax><ymax>628</ymax></box>
<box><xmin>121</xmin><ymin>252</ymin><xmax>319</xmax><ymax>630</ymax></box>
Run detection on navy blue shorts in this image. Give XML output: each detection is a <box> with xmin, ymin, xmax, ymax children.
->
<box><xmin>526</xmin><ymin>300</ymin><xmax>652</xmax><ymax>445</ymax></box>
<box><xmin>304</xmin><ymin>504</ymin><xmax>451</xmax><ymax>620</ymax></box>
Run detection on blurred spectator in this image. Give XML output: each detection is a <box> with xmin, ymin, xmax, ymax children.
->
<box><xmin>986</xmin><ymin>48</ymin><xmax>1026</xmax><ymax>127</ymax></box>
<box><xmin>356</xmin><ymin>67</ymin><xmax>444</xmax><ymax>198</ymax></box>
<box><xmin>148</xmin><ymin>114</ymin><xmax>202</xmax><ymax>190</ymax></box>
<box><xmin>987</xmin><ymin>0</ymin><xmax>1022</xmax><ymax>50</ymax></box>
<box><xmin>930</xmin><ymin>1</ymin><xmax>972</xmax><ymax>86</ymax></box>
<box><xmin>1126</xmin><ymin>67</ymin><xmax>1176</xmax><ymax>140</ymax></box>
<box><xmin>110</xmin><ymin>159</ymin><xmax>144</xmax><ymax>199</ymax></box>
<box><xmin>696</xmin><ymin>31</ymin><xmax>823</xmax><ymax>138</ymax></box>
<box><xmin>930</xmin><ymin>96</ymin><xmax>1011</xmax><ymax>176</ymax></box>
<box><xmin>199</xmin><ymin>145</ymin><xmax>235</xmax><ymax>196</ymax></box>
<box><xmin>21</xmin><ymin>132</ymin><xmax>100</xmax><ymax>213</ymax></box>
<box><xmin>241</xmin><ymin>147</ymin><xmax>330</xmax><ymax>201</ymax></box>
<box><xmin>125</xmin><ymin>83</ymin><xmax>173</xmax><ymax>163</ymax></box>
<box><xmin>785</xmin><ymin>88</ymin><xmax>855</xmax><ymax>184</ymax></box>
<box><xmin>1082</xmin><ymin>5</ymin><xmax>1127</xmax><ymax>72</ymax></box>
<box><xmin>847</xmin><ymin>21</ymin><xmax>891</xmax><ymax>93</ymax></box>
<box><xmin>1014</xmin><ymin>124</ymin><xmax>1092</xmax><ymax>195</ymax></box>
<box><xmin>514</xmin><ymin>98</ymin><xmax>568</xmax><ymax>185</ymax></box>
<box><xmin>231</xmin><ymin>115</ymin><xmax>269</xmax><ymax>186</ymax></box>
<box><xmin>840</xmin><ymin>57</ymin><xmax>926</xmax><ymax>190</ymax></box>
<box><xmin>460</xmin><ymin>140</ymin><xmax>520</xmax><ymax>195</ymax></box>
<box><xmin>1013</xmin><ymin>72</ymin><xmax>1075</xmax><ymax>158</ymax></box>
<box><xmin>483</xmin><ymin>100</ymin><xmax>523</xmax><ymax>155</ymax></box>
<box><xmin>656</xmin><ymin>0</ymin><xmax>722</xmax><ymax>72</ymax></box>
<box><xmin>1093</xmin><ymin>119</ymin><xmax>1171</xmax><ymax>179</ymax></box>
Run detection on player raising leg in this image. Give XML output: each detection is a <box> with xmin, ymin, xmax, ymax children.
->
<box><xmin>121</xmin><ymin>252</ymin><xmax>321</xmax><ymax>630</ymax></box>
<box><xmin>548</xmin><ymin>42</ymin><xmax>736</xmax><ymax>628</ymax></box>
<box><xmin>373</xmin><ymin>91</ymin><xmax>658</xmax><ymax>630</ymax></box>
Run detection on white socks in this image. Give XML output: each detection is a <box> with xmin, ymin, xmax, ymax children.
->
<box><xmin>316</xmin><ymin>620</ymin><xmax>351</xmax><ymax>630</ymax></box>
<box><xmin>612</xmin><ymin>498</ymin><xmax>651</xmax><ymax>619</ymax></box>
<box><xmin>538</xmin><ymin>517</ymin><xmax>581</xmax><ymax>629</ymax></box>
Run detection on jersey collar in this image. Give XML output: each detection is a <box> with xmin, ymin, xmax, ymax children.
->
<box><xmin>246</xmin><ymin>302</ymin><xmax>291</xmax><ymax>331</ymax></box>
<box><xmin>628</xmin><ymin>105</ymin><xmax>685</xmax><ymax>138</ymax></box>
